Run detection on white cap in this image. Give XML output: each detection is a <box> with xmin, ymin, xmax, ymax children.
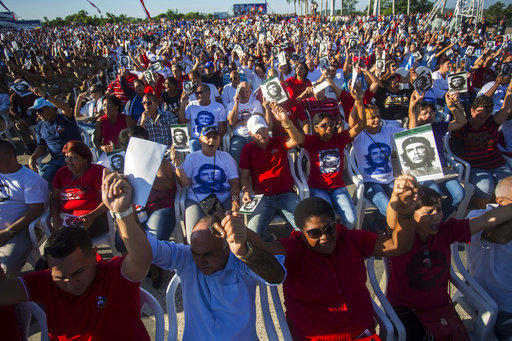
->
<box><xmin>247</xmin><ymin>115</ymin><xmax>268</xmax><ymax>135</ymax></box>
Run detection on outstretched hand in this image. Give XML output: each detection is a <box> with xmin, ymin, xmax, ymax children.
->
<box><xmin>101</xmin><ymin>168</ymin><xmax>133</xmax><ymax>213</ymax></box>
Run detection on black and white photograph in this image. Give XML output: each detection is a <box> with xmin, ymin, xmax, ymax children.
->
<box><xmin>260</xmin><ymin>77</ymin><xmax>287</xmax><ymax>104</ymax></box>
<box><xmin>9</xmin><ymin>80</ymin><xmax>31</xmax><ymax>97</ymax></box>
<box><xmin>413</xmin><ymin>71</ymin><xmax>432</xmax><ymax>93</ymax></box>
<box><xmin>108</xmin><ymin>151</ymin><xmax>126</xmax><ymax>173</ymax></box>
<box><xmin>320</xmin><ymin>43</ymin><xmax>328</xmax><ymax>56</ymax></box>
<box><xmin>170</xmin><ymin>124</ymin><xmax>190</xmax><ymax>152</ymax></box>
<box><xmin>119</xmin><ymin>54</ymin><xmax>131</xmax><ymax>68</ymax></box>
<box><xmin>465</xmin><ymin>46</ymin><xmax>474</xmax><ymax>57</ymax></box>
<box><xmin>447</xmin><ymin>72</ymin><xmax>468</xmax><ymax>93</ymax></box>
<box><xmin>394</xmin><ymin>124</ymin><xmax>444</xmax><ymax>182</ymax></box>
<box><xmin>239</xmin><ymin>194</ymin><xmax>263</xmax><ymax>214</ymax></box>
<box><xmin>183</xmin><ymin>81</ymin><xmax>195</xmax><ymax>96</ymax></box>
<box><xmin>192</xmin><ymin>46</ymin><xmax>203</xmax><ymax>57</ymax></box>
<box><xmin>413</xmin><ymin>51</ymin><xmax>422</xmax><ymax>60</ymax></box>
<box><xmin>319</xmin><ymin>56</ymin><xmax>329</xmax><ymax>70</ymax></box>
<box><xmin>271</xmin><ymin>46</ymin><xmax>280</xmax><ymax>56</ymax></box>
<box><xmin>143</xmin><ymin>70</ymin><xmax>155</xmax><ymax>84</ymax></box>
<box><xmin>278</xmin><ymin>52</ymin><xmax>287</xmax><ymax>66</ymax></box>
<box><xmin>486</xmin><ymin>41</ymin><xmax>495</xmax><ymax>50</ymax></box>
<box><xmin>376</xmin><ymin>59</ymin><xmax>386</xmax><ymax>73</ymax></box>
<box><xmin>349</xmin><ymin>37</ymin><xmax>358</xmax><ymax>50</ymax></box>
<box><xmin>501</xmin><ymin>62</ymin><xmax>512</xmax><ymax>77</ymax></box>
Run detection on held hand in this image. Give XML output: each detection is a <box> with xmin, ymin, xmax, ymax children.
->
<box><xmin>28</xmin><ymin>157</ymin><xmax>39</xmax><ymax>172</ymax></box>
<box><xmin>242</xmin><ymin>191</ymin><xmax>252</xmax><ymax>204</ymax></box>
<box><xmin>81</xmin><ymin>213</ymin><xmax>95</xmax><ymax>230</ymax></box>
<box><xmin>101</xmin><ymin>168</ymin><xmax>132</xmax><ymax>213</ymax></box>
<box><xmin>30</xmin><ymin>87</ymin><xmax>45</xmax><ymax>97</ymax></box>
<box><xmin>350</xmin><ymin>86</ymin><xmax>364</xmax><ymax>101</ymax></box>
<box><xmin>221</xmin><ymin>212</ymin><xmax>248</xmax><ymax>257</ymax></box>
<box><xmin>271</xmin><ymin>102</ymin><xmax>288</xmax><ymax>122</ymax></box>
<box><xmin>231</xmin><ymin>199</ymin><xmax>240</xmax><ymax>212</ymax></box>
<box><xmin>411</xmin><ymin>90</ymin><xmax>425</xmax><ymax>106</ymax></box>
<box><xmin>392</xmin><ymin>175</ymin><xmax>420</xmax><ymax>216</ymax></box>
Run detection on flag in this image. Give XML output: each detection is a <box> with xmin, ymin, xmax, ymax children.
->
<box><xmin>0</xmin><ymin>1</ymin><xmax>15</xmax><ymax>19</ymax></box>
<box><xmin>139</xmin><ymin>0</ymin><xmax>151</xmax><ymax>20</ymax></box>
<box><xmin>405</xmin><ymin>53</ymin><xmax>415</xmax><ymax>71</ymax></box>
<box><xmin>85</xmin><ymin>0</ymin><xmax>101</xmax><ymax>14</ymax></box>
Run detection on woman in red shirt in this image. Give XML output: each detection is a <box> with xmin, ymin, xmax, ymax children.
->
<box><xmin>286</xmin><ymin>62</ymin><xmax>313</xmax><ymax>100</ymax></box>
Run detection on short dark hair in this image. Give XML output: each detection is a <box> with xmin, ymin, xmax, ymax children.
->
<box><xmin>44</xmin><ymin>227</ymin><xmax>93</xmax><ymax>259</ymax></box>
<box><xmin>118</xmin><ymin>126</ymin><xmax>149</xmax><ymax>150</ymax></box>
<box><xmin>0</xmin><ymin>139</ymin><xmax>16</xmax><ymax>156</ymax></box>
<box><xmin>62</xmin><ymin>140</ymin><xmax>93</xmax><ymax>163</ymax></box>
<box><xmin>312</xmin><ymin>112</ymin><xmax>332</xmax><ymax>126</ymax></box>
<box><xmin>103</xmin><ymin>95</ymin><xmax>122</xmax><ymax>109</ymax></box>
<box><xmin>415</xmin><ymin>186</ymin><xmax>442</xmax><ymax>211</ymax></box>
<box><xmin>471</xmin><ymin>95</ymin><xmax>493</xmax><ymax>112</ymax></box>
<box><xmin>419</xmin><ymin>102</ymin><xmax>436</xmax><ymax>112</ymax></box>
<box><xmin>294</xmin><ymin>197</ymin><xmax>335</xmax><ymax>229</ymax></box>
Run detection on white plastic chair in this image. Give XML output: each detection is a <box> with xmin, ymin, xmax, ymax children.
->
<box><xmin>92</xmin><ymin>212</ymin><xmax>121</xmax><ymax>257</ymax></box>
<box><xmin>442</xmin><ymin>133</ymin><xmax>474</xmax><ymax>219</ymax></box>
<box><xmin>140</xmin><ymin>287</ymin><xmax>165</xmax><ymax>341</ymax></box>
<box><xmin>348</xmin><ymin>146</ymin><xmax>374</xmax><ymax>230</ymax></box>
<box><xmin>27</xmin><ymin>209</ymin><xmax>52</xmax><ymax>268</ymax></box>
<box><xmin>166</xmin><ymin>274</ymin><xmax>181</xmax><ymax>341</ymax></box>
<box><xmin>171</xmin><ymin>181</ymin><xmax>185</xmax><ymax>244</ymax></box>
<box><xmin>451</xmin><ymin>242</ymin><xmax>498</xmax><ymax>341</ymax></box>
<box><xmin>258</xmin><ymin>283</ymin><xmax>293</xmax><ymax>341</ymax></box>
<box><xmin>15</xmin><ymin>301</ymin><xmax>49</xmax><ymax>341</ymax></box>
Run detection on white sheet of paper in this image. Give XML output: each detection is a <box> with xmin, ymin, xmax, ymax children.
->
<box><xmin>313</xmin><ymin>80</ymin><xmax>330</xmax><ymax>94</ymax></box>
<box><xmin>124</xmin><ymin>137</ymin><xmax>166</xmax><ymax>207</ymax></box>
<box><xmin>278</xmin><ymin>52</ymin><xmax>287</xmax><ymax>66</ymax></box>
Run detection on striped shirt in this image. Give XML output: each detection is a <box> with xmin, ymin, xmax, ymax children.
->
<box><xmin>455</xmin><ymin>117</ymin><xmax>505</xmax><ymax>170</ymax></box>
<box><xmin>302</xmin><ymin>97</ymin><xmax>342</xmax><ymax>121</ymax></box>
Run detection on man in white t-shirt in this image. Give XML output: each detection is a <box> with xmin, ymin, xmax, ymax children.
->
<box><xmin>222</xmin><ymin>70</ymin><xmax>242</xmax><ymax>108</ymax></box>
<box><xmin>466</xmin><ymin>176</ymin><xmax>512</xmax><ymax>341</ymax></box>
<box><xmin>226</xmin><ymin>82</ymin><xmax>263</xmax><ymax>163</ymax></box>
<box><xmin>0</xmin><ymin>140</ymin><xmax>48</xmax><ymax>277</ymax></box>
<box><xmin>187</xmin><ymin>70</ymin><xmax>221</xmax><ymax>104</ymax></box>
<box><xmin>477</xmin><ymin>74</ymin><xmax>511</xmax><ymax>114</ymax></box>
<box><xmin>179</xmin><ymin>84</ymin><xmax>227</xmax><ymax>152</ymax></box>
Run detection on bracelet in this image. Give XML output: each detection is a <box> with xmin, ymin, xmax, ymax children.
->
<box><xmin>172</xmin><ymin>160</ymin><xmax>183</xmax><ymax>169</ymax></box>
<box><xmin>110</xmin><ymin>206</ymin><xmax>134</xmax><ymax>219</ymax></box>
<box><xmin>236</xmin><ymin>241</ymin><xmax>255</xmax><ymax>261</ymax></box>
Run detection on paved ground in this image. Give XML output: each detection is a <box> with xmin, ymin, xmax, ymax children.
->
<box><xmin>7</xmin><ymin>133</ymin><xmax>471</xmax><ymax>340</ymax></box>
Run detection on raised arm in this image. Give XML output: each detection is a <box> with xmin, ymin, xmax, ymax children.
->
<box><xmin>31</xmin><ymin>87</ymin><xmax>74</xmax><ymax>119</ymax></box>
<box><xmin>446</xmin><ymin>91</ymin><xmax>468</xmax><ymax>132</ymax></box>
<box><xmin>270</xmin><ymin>102</ymin><xmax>304</xmax><ymax>148</ymax></box>
<box><xmin>407</xmin><ymin>90</ymin><xmax>425</xmax><ymax>129</ymax></box>
<box><xmin>101</xmin><ymin>169</ymin><xmax>152</xmax><ymax>282</ymax></box>
<box><xmin>170</xmin><ymin>146</ymin><xmax>191</xmax><ymax>187</ymax></box>
<box><xmin>493</xmin><ymin>81</ymin><xmax>512</xmax><ymax>126</ymax></box>
<box><xmin>221</xmin><ymin>213</ymin><xmax>285</xmax><ymax>284</ymax></box>
<box><xmin>468</xmin><ymin>202</ymin><xmax>512</xmax><ymax>236</ymax></box>
<box><xmin>374</xmin><ymin>175</ymin><xmax>419</xmax><ymax>257</ymax></box>
<box><xmin>347</xmin><ymin>87</ymin><xmax>366</xmax><ymax>139</ymax></box>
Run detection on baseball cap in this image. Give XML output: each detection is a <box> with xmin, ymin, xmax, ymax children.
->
<box><xmin>28</xmin><ymin>97</ymin><xmax>55</xmax><ymax>111</ymax></box>
<box><xmin>247</xmin><ymin>115</ymin><xmax>268</xmax><ymax>135</ymax></box>
<box><xmin>205</xmin><ymin>61</ymin><xmax>214</xmax><ymax>68</ymax></box>
<box><xmin>200</xmin><ymin>126</ymin><xmax>219</xmax><ymax>137</ymax></box>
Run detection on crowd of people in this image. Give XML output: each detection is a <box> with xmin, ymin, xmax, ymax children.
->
<box><xmin>0</xmin><ymin>10</ymin><xmax>512</xmax><ymax>341</ymax></box>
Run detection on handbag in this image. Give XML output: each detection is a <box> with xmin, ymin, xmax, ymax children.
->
<box><xmin>416</xmin><ymin>303</ymin><xmax>470</xmax><ymax>341</ymax></box>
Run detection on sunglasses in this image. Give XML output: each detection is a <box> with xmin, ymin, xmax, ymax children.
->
<box><xmin>304</xmin><ymin>221</ymin><xmax>336</xmax><ymax>239</ymax></box>
<box><xmin>142</xmin><ymin>101</ymin><xmax>154</xmax><ymax>105</ymax></box>
<box><xmin>194</xmin><ymin>91</ymin><xmax>205</xmax><ymax>95</ymax></box>
<box><xmin>316</xmin><ymin>121</ymin><xmax>336</xmax><ymax>129</ymax></box>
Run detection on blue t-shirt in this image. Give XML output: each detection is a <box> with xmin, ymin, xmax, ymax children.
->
<box><xmin>36</xmin><ymin>114</ymin><xmax>81</xmax><ymax>159</ymax></box>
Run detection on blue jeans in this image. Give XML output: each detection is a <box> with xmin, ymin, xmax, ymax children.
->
<box><xmin>247</xmin><ymin>192</ymin><xmax>300</xmax><ymax>239</ymax></box>
<box><xmin>310</xmin><ymin>187</ymin><xmax>357</xmax><ymax>229</ymax></box>
<box><xmin>185</xmin><ymin>198</ymin><xmax>231</xmax><ymax>242</ymax></box>
<box><xmin>469</xmin><ymin>165</ymin><xmax>512</xmax><ymax>199</ymax></box>
<box><xmin>189</xmin><ymin>138</ymin><xmax>201</xmax><ymax>152</ymax></box>
<box><xmin>40</xmin><ymin>158</ymin><xmax>66</xmax><ymax>184</ymax></box>
<box><xmin>229</xmin><ymin>135</ymin><xmax>252</xmax><ymax>164</ymax></box>
<box><xmin>422</xmin><ymin>179</ymin><xmax>465</xmax><ymax>219</ymax></box>
<box><xmin>496</xmin><ymin>311</ymin><xmax>512</xmax><ymax>341</ymax></box>
<box><xmin>364</xmin><ymin>181</ymin><xmax>394</xmax><ymax>217</ymax></box>
<box><xmin>146</xmin><ymin>207</ymin><xmax>176</xmax><ymax>241</ymax></box>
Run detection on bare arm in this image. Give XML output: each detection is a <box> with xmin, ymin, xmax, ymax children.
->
<box><xmin>170</xmin><ymin>147</ymin><xmax>191</xmax><ymax>187</ymax></box>
<box><xmin>446</xmin><ymin>91</ymin><xmax>468</xmax><ymax>132</ymax></box>
<box><xmin>28</xmin><ymin>145</ymin><xmax>47</xmax><ymax>172</ymax></box>
<box><xmin>0</xmin><ymin>268</ymin><xmax>27</xmax><ymax>306</ymax></box>
<box><xmin>31</xmin><ymin>87</ymin><xmax>74</xmax><ymax>119</ymax></box>
<box><xmin>347</xmin><ymin>87</ymin><xmax>366</xmax><ymax>139</ymax></box>
<box><xmin>270</xmin><ymin>102</ymin><xmax>304</xmax><ymax>148</ymax></box>
<box><xmin>240</xmin><ymin>169</ymin><xmax>252</xmax><ymax>204</ymax></box>
<box><xmin>493</xmin><ymin>82</ymin><xmax>512</xmax><ymax>126</ymax></box>
<box><xmin>469</xmin><ymin>203</ymin><xmax>512</xmax><ymax>235</ymax></box>
<box><xmin>407</xmin><ymin>90</ymin><xmax>425</xmax><ymax>129</ymax></box>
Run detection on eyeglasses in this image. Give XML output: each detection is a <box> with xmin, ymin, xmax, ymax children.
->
<box><xmin>304</xmin><ymin>221</ymin><xmax>336</xmax><ymax>239</ymax></box>
<box><xmin>315</xmin><ymin>121</ymin><xmax>336</xmax><ymax>129</ymax></box>
<box><xmin>142</xmin><ymin>101</ymin><xmax>154</xmax><ymax>105</ymax></box>
<box><xmin>194</xmin><ymin>91</ymin><xmax>205</xmax><ymax>95</ymax></box>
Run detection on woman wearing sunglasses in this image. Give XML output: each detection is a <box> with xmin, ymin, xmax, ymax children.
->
<box><xmin>93</xmin><ymin>95</ymin><xmax>135</xmax><ymax>153</ymax></box>
<box><xmin>247</xmin><ymin>175</ymin><xmax>420</xmax><ymax>340</ymax></box>
<box><xmin>289</xmin><ymin>88</ymin><xmax>366</xmax><ymax>229</ymax></box>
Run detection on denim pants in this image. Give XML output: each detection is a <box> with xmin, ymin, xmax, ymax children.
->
<box><xmin>40</xmin><ymin>158</ymin><xmax>67</xmax><ymax>184</ymax></box>
<box><xmin>229</xmin><ymin>135</ymin><xmax>252</xmax><ymax>164</ymax></box>
<box><xmin>495</xmin><ymin>311</ymin><xmax>512</xmax><ymax>341</ymax></box>
<box><xmin>310</xmin><ymin>187</ymin><xmax>357</xmax><ymax>229</ymax></box>
<box><xmin>421</xmin><ymin>179</ymin><xmax>465</xmax><ymax>218</ymax></box>
<box><xmin>363</xmin><ymin>181</ymin><xmax>394</xmax><ymax>217</ymax></box>
<box><xmin>469</xmin><ymin>164</ymin><xmax>512</xmax><ymax>199</ymax></box>
<box><xmin>247</xmin><ymin>192</ymin><xmax>300</xmax><ymax>239</ymax></box>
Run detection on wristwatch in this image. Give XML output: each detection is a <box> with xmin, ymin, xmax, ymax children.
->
<box><xmin>232</xmin><ymin>194</ymin><xmax>240</xmax><ymax>202</ymax></box>
<box><xmin>110</xmin><ymin>206</ymin><xmax>134</xmax><ymax>219</ymax></box>
<box><xmin>237</xmin><ymin>241</ymin><xmax>255</xmax><ymax>261</ymax></box>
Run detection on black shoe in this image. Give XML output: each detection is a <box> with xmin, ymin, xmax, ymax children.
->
<box><xmin>25</xmin><ymin>144</ymin><xmax>37</xmax><ymax>155</ymax></box>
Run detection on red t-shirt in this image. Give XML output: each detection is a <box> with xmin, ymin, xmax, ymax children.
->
<box><xmin>99</xmin><ymin>114</ymin><xmax>129</xmax><ymax>147</ymax></box>
<box><xmin>144</xmin><ymin>73</ymin><xmax>165</xmax><ymax>98</ymax></box>
<box><xmin>338</xmin><ymin>90</ymin><xmax>374</xmax><ymax>122</ymax></box>
<box><xmin>285</xmin><ymin>77</ymin><xmax>312</xmax><ymax>99</ymax></box>
<box><xmin>387</xmin><ymin>218</ymin><xmax>471</xmax><ymax>311</ymax></box>
<box><xmin>52</xmin><ymin>164</ymin><xmax>105</xmax><ymax>216</ymax></box>
<box><xmin>21</xmin><ymin>257</ymin><xmax>150</xmax><ymax>341</ymax></box>
<box><xmin>279</xmin><ymin>225</ymin><xmax>378</xmax><ymax>340</ymax></box>
<box><xmin>303</xmin><ymin>132</ymin><xmax>352</xmax><ymax>189</ymax></box>
<box><xmin>271</xmin><ymin>98</ymin><xmax>308</xmax><ymax>137</ymax></box>
<box><xmin>239</xmin><ymin>136</ymin><xmax>294</xmax><ymax>195</ymax></box>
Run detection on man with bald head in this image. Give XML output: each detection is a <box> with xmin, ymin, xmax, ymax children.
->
<box><xmin>467</xmin><ymin>176</ymin><xmax>512</xmax><ymax>340</ymax></box>
<box><xmin>148</xmin><ymin>213</ymin><xmax>285</xmax><ymax>340</ymax></box>
<box><xmin>226</xmin><ymin>81</ymin><xmax>264</xmax><ymax>162</ymax></box>
<box><xmin>222</xmin><ymin>70</ymin><xmax>242</xmax><ymax>107</ymax></box>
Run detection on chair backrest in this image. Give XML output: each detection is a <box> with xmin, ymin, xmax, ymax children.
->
<box><xmin>139</xmin><ymin>288</ymin><xmax>165</xmax><ymax>341</ymax></box>
<box><xmin>27</xmin><ymin>208</ymin><xmax>52</xmax><ymax>268</ymax></box>
<box><xmin>348</xmin><ymin>146</ymin><xmax>370</xmax><ymax>229</ymax></box>
<box><xmin>258</xmin><ymin>283</ymin><xmax>293</xmax><ymax>341</ymax></box>
<box><xmin>15</xmin><ymin>302</ymin><xmax>50</xmax><ymax>341</ymax></box>
<box><xmin>166</xmin><ymin>274</ymin><xmax>181</xmax><ymax>341</ymax></box>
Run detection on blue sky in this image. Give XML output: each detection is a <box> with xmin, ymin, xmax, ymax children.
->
<box><xmin>5</xmin><ymin>0</ymin><xmax>502</xmax><ymax>21</ymax></box>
